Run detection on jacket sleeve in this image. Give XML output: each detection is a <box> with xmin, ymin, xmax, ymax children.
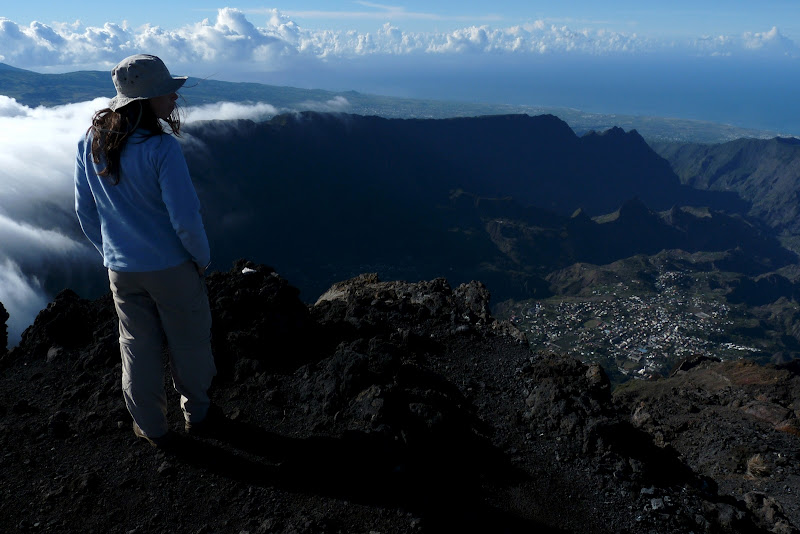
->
<box><xmin>74</xmin><ymin>140</ymin><xmax>104</xmax><ymax>256</ymax></box>
<box><xmin>157</xmin><ymin>138</ymin><xmax>211</xmax><ymax>269</ymax></box>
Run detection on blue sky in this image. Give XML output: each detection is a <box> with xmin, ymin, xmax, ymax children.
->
<box><xmin>4</xmin><ymin>1</ymin><xmax>800</xmax><ymax>38</ymax></box>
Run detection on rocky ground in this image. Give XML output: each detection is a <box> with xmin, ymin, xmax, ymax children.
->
<box><xmin>1</xmin><ymin>260</ymin><xmax>798</xmax><ymax>533</ymax></box>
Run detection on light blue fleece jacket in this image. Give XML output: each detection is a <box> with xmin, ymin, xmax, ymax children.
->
<box><xmin>74</xmin><ymin>130</ymin><xmax>211</xmax><ymax>272</ymax></box>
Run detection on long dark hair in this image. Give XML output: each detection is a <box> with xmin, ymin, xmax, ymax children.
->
<box><xmin>89</xmin><ymin>99</ymin><xmax>182</xmax><ymax>184</ymax></box>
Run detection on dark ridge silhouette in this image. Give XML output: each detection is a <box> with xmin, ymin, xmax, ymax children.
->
<box><xmin>176</xmin><ymin>112</ymin><xmax>778</xmax><ymax>304</ymax></box>
<box><xmin>186</xmin><ymin>112</ymin><xmax>747</xmax><ymax>217</ymax></box>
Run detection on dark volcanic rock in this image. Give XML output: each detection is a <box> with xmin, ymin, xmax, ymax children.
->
<box><xmin>0</xmin><ymin>261</ymin><xmax>794</xmax><ymax>533</ymax></box>
<box><xmin>311</xmin><ymin>273</ymin><xmax>524</xmax><ymax>345</ymax></box>
<box><xmin>615</xmin><ymin>358</ymin><xmax>800</xmax><ymax>532</ymax></box>
<box><xmin>0</xmin><ymin>289</ymin><xmax>117</xmax><ymax>372</ymax></box>
<box><xmin>205</xmin><ymin>259</ymin><xmax>317</xmax><ymax>378</ymax></box>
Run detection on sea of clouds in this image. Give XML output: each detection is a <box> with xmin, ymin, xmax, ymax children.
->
<box><xmin>0</xmin><ymin>95</ymin><xmax>280</xmax><ymax>347</ymax></box>
<box><xmin>2</xmin><ymin>8</ymin><xmax>798</xmax><ymax>130</ymax></box>
<box><xmin>1</xmin><ymin>8</ymin><xmax>798</xmax><ymax>130</ymax></box>
<box><xmin>0</xmin><ymin>8</ymin><xmax>797</xmax><ymax>76</ymax></box>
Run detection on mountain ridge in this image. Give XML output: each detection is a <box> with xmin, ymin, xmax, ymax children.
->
<box><xmin>178</xmin><ymin>111</ymin><xmax>778</xmax><ymax>304</ymax></box>
<box><xmin>0</xmin><ymin>62</ymin><xmax>784</xmax><ymax>143</ymax></box>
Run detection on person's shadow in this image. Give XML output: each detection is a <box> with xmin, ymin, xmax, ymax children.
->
<box><xmin>168</xmin><ymin>417</ymin><xmax>566</xmax><ymax>533</ymax></box>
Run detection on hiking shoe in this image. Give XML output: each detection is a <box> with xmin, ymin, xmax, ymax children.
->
<box><xmin>184</xmin><ymin>404</ymin><xmax>225</xmax><ymax>437</ymax></box>
<box><xmin>132</xmin><ymin>421</ymin><xmax>173</xmax><ymax>449</ymax></box>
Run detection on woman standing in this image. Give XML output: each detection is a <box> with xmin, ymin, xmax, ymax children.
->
<box><xmin>74</xmin><ymin>54</ymin><xmax>216</xmax><ymax>447</ymax></box>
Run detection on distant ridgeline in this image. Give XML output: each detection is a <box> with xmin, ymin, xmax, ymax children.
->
<box><xmin>0</xmin><ymin>62</ymin><xmax>782</xmax><ymax>143</ymax></box>
<box><xmin>181</xmin><ymin>112</ymin><xmax>791</xmax><ymax>302</ymax></box>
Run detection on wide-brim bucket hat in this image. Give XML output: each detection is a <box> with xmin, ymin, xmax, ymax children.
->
<box><xmin>109</xmin><ymin>54</ymin><xmax>187</xmax><ymax>111</ymax></box>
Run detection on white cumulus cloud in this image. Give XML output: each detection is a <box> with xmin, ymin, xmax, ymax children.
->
<box><xmin>296</xmin><ymin>96</ymin><xmax>351</xmax><ymax>113</ymax></box>
<box><xmin>184</xmin><ymin>101</ymin><xmax>278</xmax><ymax>122</ymax></box>
<box><xmin>0</xmin><ymin>9</ymin><xmax>797</xmax><ymax>75</ymax></box>
<box><xmin>693</xmin><ymin>26</ymin><xmax>798</xmax><ymax>57</ymax></box>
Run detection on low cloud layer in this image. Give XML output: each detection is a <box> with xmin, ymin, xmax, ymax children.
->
<box><xmin>0</xmin><ymin>96</ymin><xmax>98</xmax><ymax>345</ymax></box>
<box><xmin>0</xmin><ymin>8</ymin><xmax>797</xmax><ymax>76</ymax></box>
<box><xmin>184</xmin><ymin>101</ymin><xmax>279</xmax><ymax>123</ymax></box>
<box><xmin>297</xmin><ymin>96</ymin><xmax>351</xmax><ymax>113</ymax></box>
<box><xmin>0</xmin><ymin>95</ymin><xmax>276</xmax><ymax>347</ymax></box>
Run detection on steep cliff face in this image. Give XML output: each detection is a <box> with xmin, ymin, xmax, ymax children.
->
<box><xmin>179</xmin><ymin>113</ymin><xmax>758</xmax><ymax>303</ymax></box>
<box><xmin>0</xmin><ymin>301</ymin><xmax>7</xmax><ymax>355</ymax></box>
<box><xmin>186</xmin><ymin>112</ymin><xmax>744</xmax><ymax>227</ymax></box>
<box><xmin>654</xmin><ymin>137</ymin><xmax>800</xmax><ymax>235</ymax></box>
<box><xmin>0</xmin><ymin>262</ymin><xmax>796</xmax><ymax>533</ymax></box>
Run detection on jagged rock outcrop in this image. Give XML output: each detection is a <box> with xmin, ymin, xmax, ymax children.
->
<box><xmin>312</xmin><ymin>273</ymin><xmax>525</xmax><ymax>344</ymax></box>
<box><xmin>205</xmin><ymin>259</ymin><xmax>317</xmax><ymax>378</ymax></box>
<box><xmin>0</xmin><ymin>289</ymin><xmax>117</xmax><ymax>373</ymax></box>
<box><xmin>0</xmin><ymin>262</ymin><xmax>795</xmax><ymax>533</ymax></box>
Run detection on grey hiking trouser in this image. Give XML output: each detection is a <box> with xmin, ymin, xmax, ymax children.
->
<box><xmin>109</xmin><ymin>261</ymin><xmax>216</xmax><ymax>439</ymax></box>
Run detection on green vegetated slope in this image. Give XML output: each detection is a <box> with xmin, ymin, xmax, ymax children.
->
<box><xmin>0</xmin><ymin>63</ymin><xmax>112</xmax><ymax>107</ymax></box>
<box><xmin>654</xmin><ymin>138</ymin><xmax>800</xmax><ymax>237</ymax></box>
